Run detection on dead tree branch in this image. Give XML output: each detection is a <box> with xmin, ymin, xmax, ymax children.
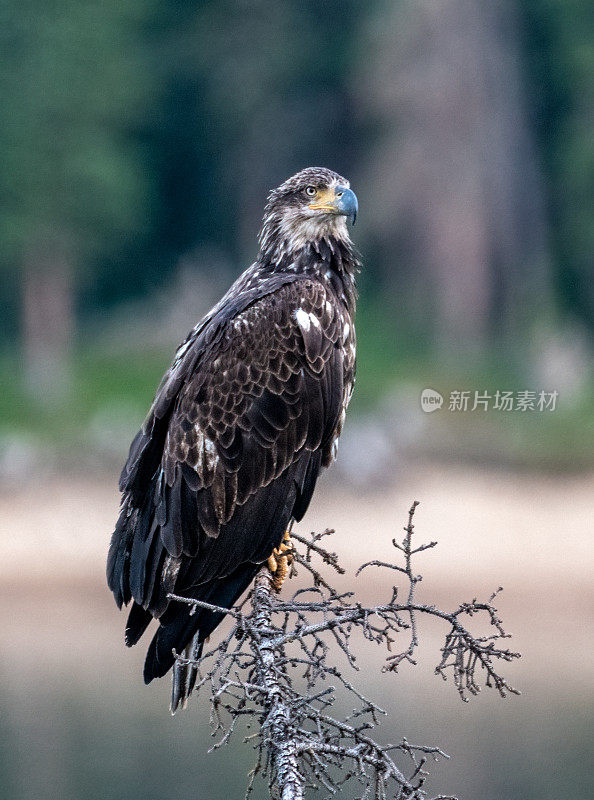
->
<box><xmin>170</xmin><ymin>502</ymin><xmax>520</xmax><ymax>799</ymax></box>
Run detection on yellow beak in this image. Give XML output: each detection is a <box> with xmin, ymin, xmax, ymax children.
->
<box><xmin>309</xmin><ymin>185</ymin><xmax>358</xmax><ymax>224</ymax></box>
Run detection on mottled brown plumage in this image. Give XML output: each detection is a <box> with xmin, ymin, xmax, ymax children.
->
<box><xmin>107</xmin><ymin>167</ymin><xmax>359</xmax><ymax>709</ymax></box>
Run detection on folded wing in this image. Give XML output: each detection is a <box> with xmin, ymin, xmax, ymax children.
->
<box><xmin>107</xmin><ymin>277</ymin><xmax>350</xmax><ymax>680</ymax></box>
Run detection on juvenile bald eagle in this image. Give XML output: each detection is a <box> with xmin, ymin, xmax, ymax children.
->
<box><xmin>107</xmin><ymin>167</ymin><xmax>359</xmax><ymax>710</ymax></box>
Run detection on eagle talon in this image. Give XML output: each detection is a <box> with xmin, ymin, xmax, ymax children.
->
<box><xmin>267</xmin><ymin>530</ymin><xmax>294</xmax><ymax>592</ymax></box>
<box><xmin>267</xmin><ymin>553</ymin><xmax>278</xmax><ymax>574</ymax></box>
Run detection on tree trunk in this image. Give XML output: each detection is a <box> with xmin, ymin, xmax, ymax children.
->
<box><xmin>251</xmin><ymin>568</ymin><xmax>304</xmax><ymax>800</ymax></box>
<box><xmin>22</xmin><ymin>242</ymin><xmax>74</xmax><ymax>404</ymax></box>
<box><xmin>358</xmin><ymin>0</ymin><xmax>551</xmax><ymax>354</ymax></box>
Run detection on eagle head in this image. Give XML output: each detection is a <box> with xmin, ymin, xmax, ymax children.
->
<box><xmin>259</xmin><ymin>167</ymin><xmax>358</xmax><ymax>262</ymax></box>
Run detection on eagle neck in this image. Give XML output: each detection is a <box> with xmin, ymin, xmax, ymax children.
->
<box><xmin>309</xmin><ymin>237</ymin><xmax>358</xmax><ymax>317</ymax></box>
<box><xmin>258</xmin><ymin>235</ymin><xmax>358</xmax><ymax>316</ymax></box>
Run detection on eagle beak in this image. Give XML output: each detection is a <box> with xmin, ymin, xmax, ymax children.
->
<box><xmin>309</xmin><ymin>186</ymin><xmax>358</xmax><ymax>226</ymax></box>
<box><xmin>335</xmin><ymin>187</ymin><xmax>358</xmax><ymax>226</ymax></box>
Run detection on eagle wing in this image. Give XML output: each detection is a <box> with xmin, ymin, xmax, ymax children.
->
<box><xmin>107</xmin><ymin>276</ymin><xmax>351</xmax><ymax>677</ymax></box>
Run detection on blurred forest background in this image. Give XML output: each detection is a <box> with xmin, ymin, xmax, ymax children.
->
<box><xmin>0</xmin><ymin>3</ymin><xmax>592</xmax><ymax>800</ymax></box>
<box><xmin>0</xmin><ymin>0</ymin><xmax>592</xmax><ymax>479</ymax></box>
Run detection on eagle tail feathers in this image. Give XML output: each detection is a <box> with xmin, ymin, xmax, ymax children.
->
<box><xmin>170</xmin><ymin>633</ymin><xmax>203</xmax><ymax>714</ymax></box>
<box><xmin>143</xmin><ymin>562</ymin><xmax>260</xmax><ymax>693</ymax></box>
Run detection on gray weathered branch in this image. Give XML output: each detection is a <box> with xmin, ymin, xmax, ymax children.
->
<box><xmin>169</xmin><ymin>502</ymin><xmax>520</xmax><ymax>799</ymax></box>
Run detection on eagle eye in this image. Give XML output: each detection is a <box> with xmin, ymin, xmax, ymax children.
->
<box><xmin>305</xmin><ymin>185</ymin><xmax>317</xmax><ymax>197</ymax></box>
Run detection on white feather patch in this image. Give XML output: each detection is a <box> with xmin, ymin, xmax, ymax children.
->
<box><xmin>295</xmin><ymin>308</ymin><xmax>311</xmax><ymax>332</ymax></box>
<box><xmin>295</xmin><ymin>308</ymin><xmax>321</xmax><ymax>334</ymax></box>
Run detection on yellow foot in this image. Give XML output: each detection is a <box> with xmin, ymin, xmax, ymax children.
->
<box><xmin>266</xmin><ymin>529</ymin><xmax>294</xmax><ymax>592</ymax></box>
